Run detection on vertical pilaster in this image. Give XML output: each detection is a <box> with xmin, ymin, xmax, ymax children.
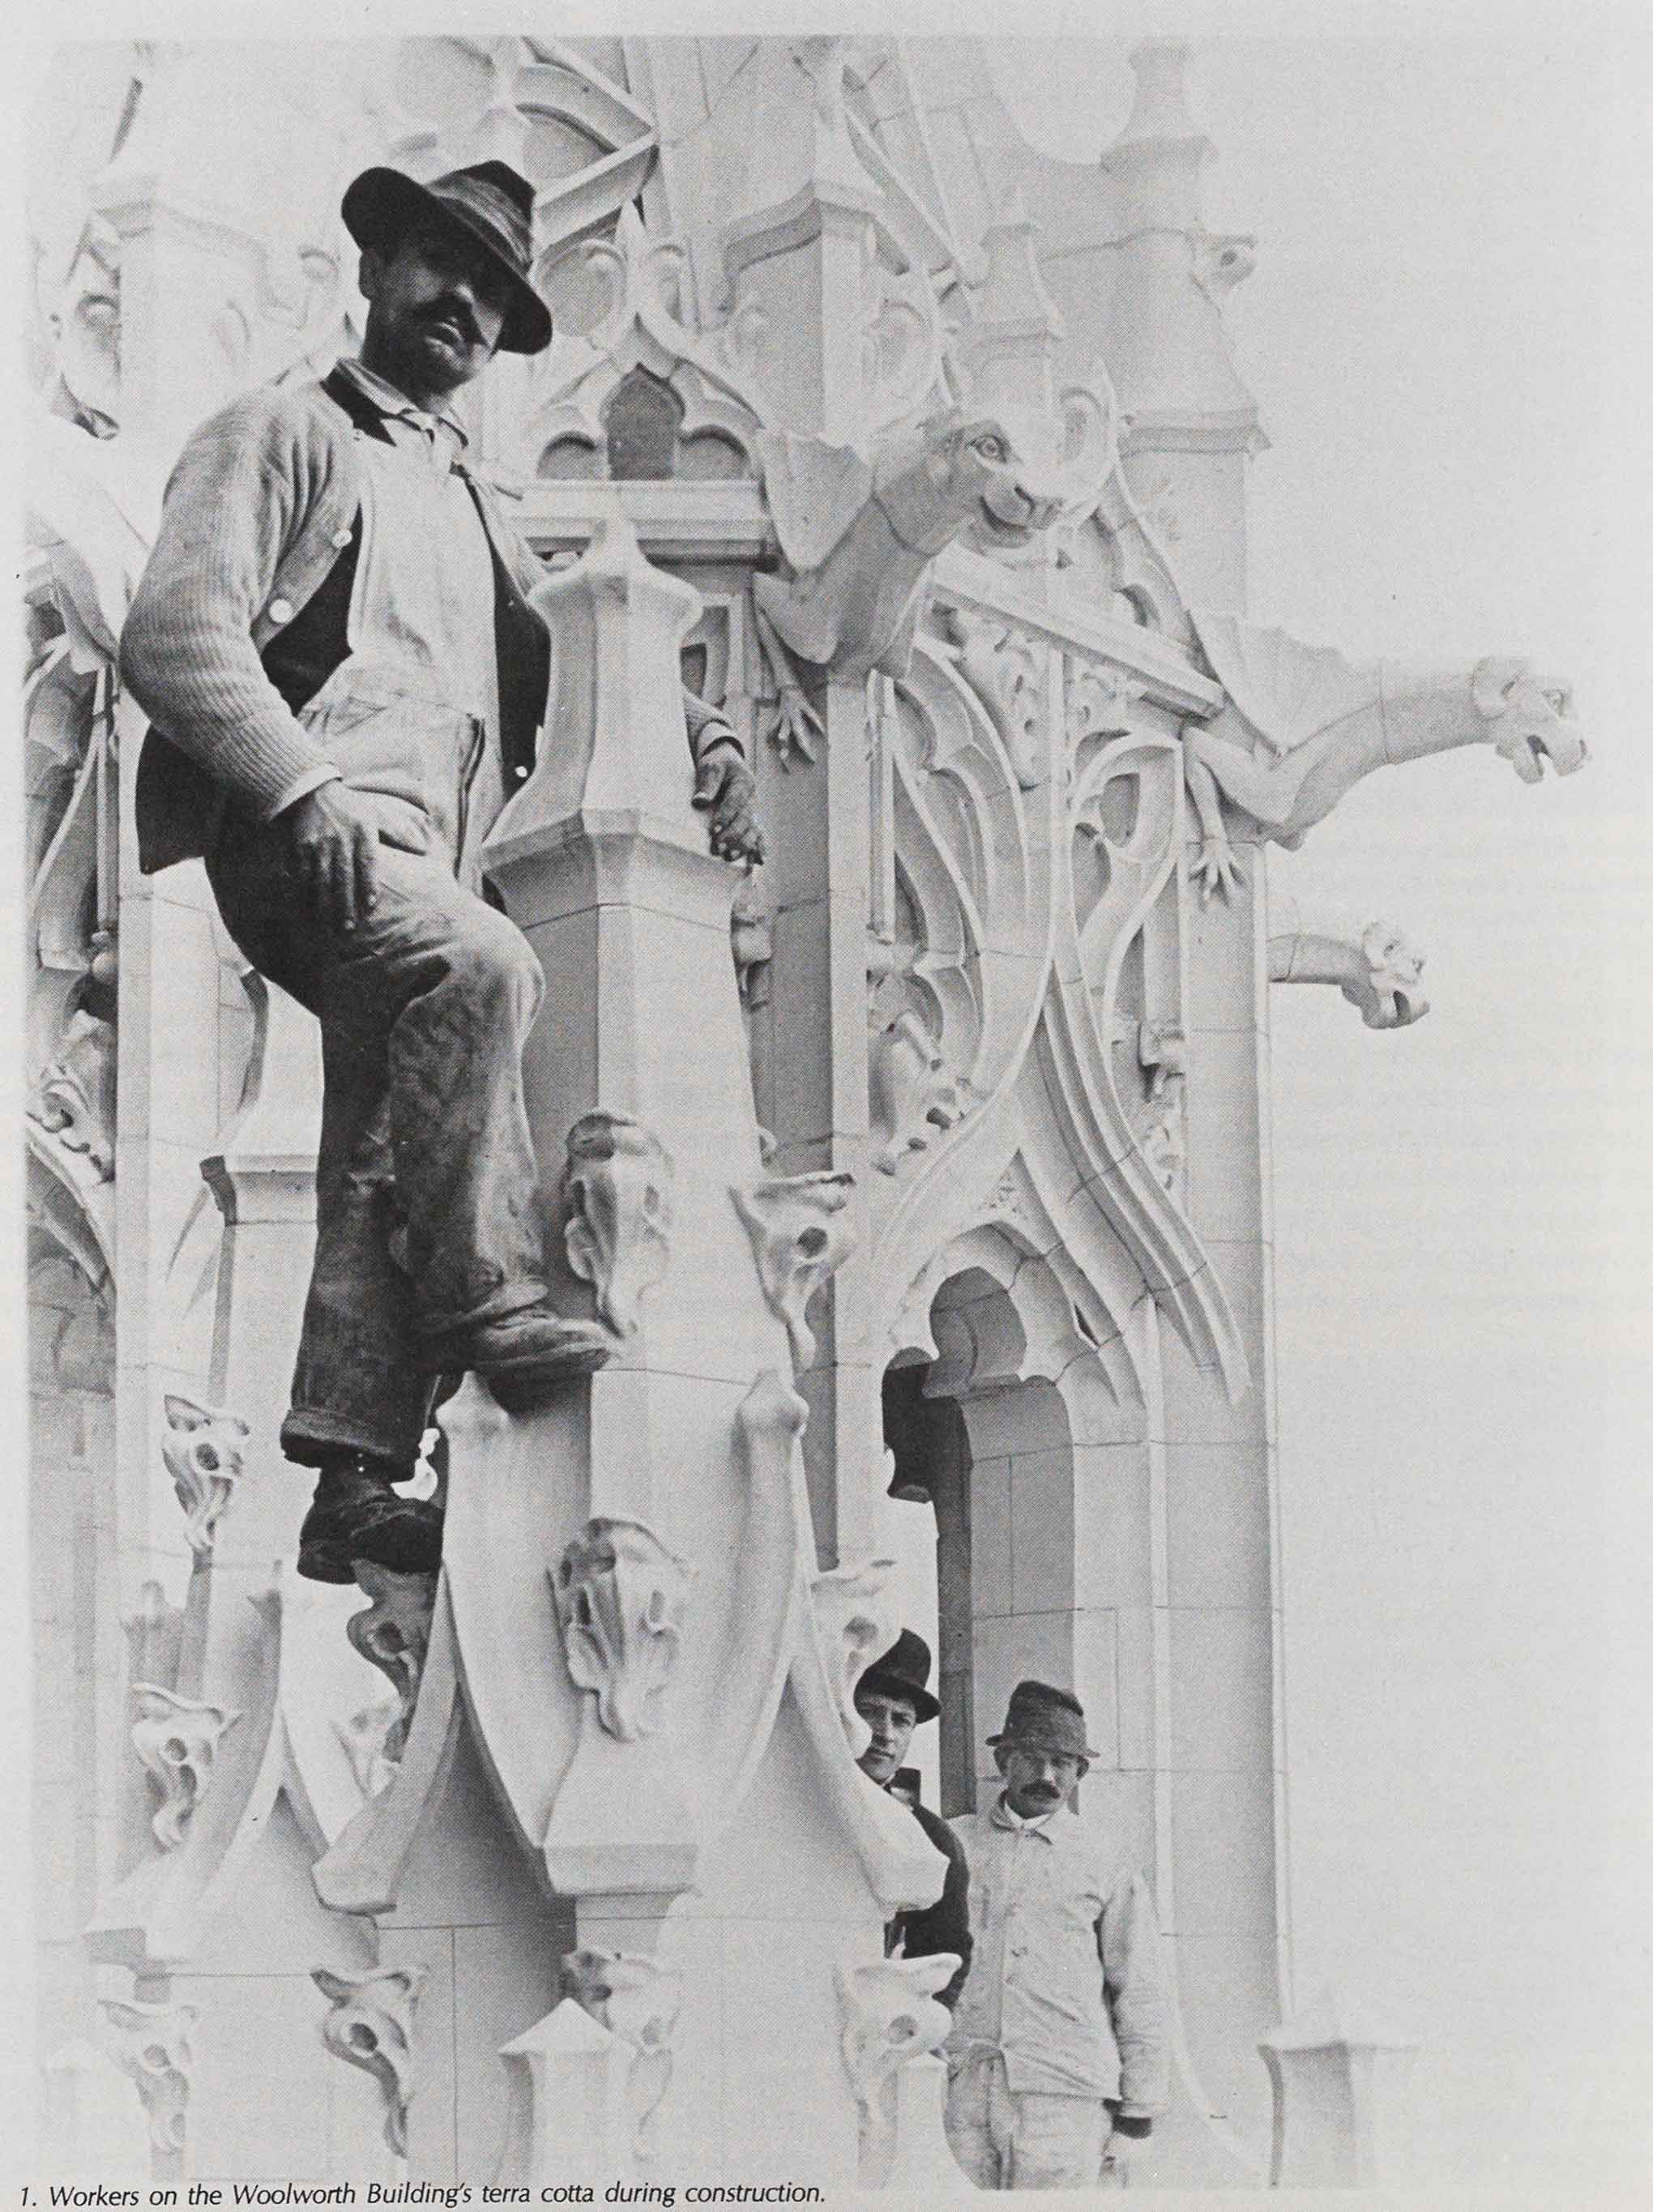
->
<box><xmin>1103</xmin><ymin>41</ymin><xmax>1266</xmax><ymax>613</ymax></box>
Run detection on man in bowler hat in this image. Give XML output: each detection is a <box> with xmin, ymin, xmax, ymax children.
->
<box><xmin>946</xmin><ymin>1680</ymin><xmax>1168</xmax><ymax>2189</ymax></box>
<box><xmin>122</xmin><ymin>159</ymin><xmax>760</xmax><ymax>1582</ymax></box>
<box><xmin>853</xmin><ymin>1630</ymin><xmax>972</xmax><ymax>2008</ymax></box>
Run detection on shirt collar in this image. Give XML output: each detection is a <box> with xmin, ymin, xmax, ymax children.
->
<box><xmin>991</xmin><ymin>1792</ymin><xmax>1057</xmax><ymax>1838</ymax></box>
<box><xmin>336</xmin><ymin>355</ymin><xmax>469</xmax><ymax>453</ymax></box>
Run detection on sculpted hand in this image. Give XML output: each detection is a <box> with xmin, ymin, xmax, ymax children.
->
<box><xmin>693</xmin><ymin>739</ymin><xmax>766</xmax><ymax>866</ymax></box>
<box><xmin>1192</xmin><ymin>833</ymin><xmax>1245</xmax><ymax>906</ymax></box>
<box><xmin>281</xmin><ymin>781</ymin><xmax>382</xmax><ymax>933</ymax></box>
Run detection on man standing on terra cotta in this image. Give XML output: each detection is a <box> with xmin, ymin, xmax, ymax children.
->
<box><xmin>121</xmin><ymin>159</ymin><xmax>760</xmax><ymax>1584</ymax></box>
<box><xmin>852</xmin><ymin>1629</ymin><xmax>972</xmax><ymax>2008</ymax></box>
<box><xmin>946</xmin><ymin>1680</ymin><xmax>1168</xmax><ymax>2189</ymax></box>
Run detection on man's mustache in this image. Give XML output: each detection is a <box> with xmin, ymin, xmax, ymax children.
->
<box><xmin>425</xmin><ymin>301</ymin><xmax>482</xmax><ymax>344</ymax></box>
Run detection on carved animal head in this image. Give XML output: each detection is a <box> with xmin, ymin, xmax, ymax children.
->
<box><xmin>878</xmin><ymin>408</ymin><xmax>1081</xmax><ymax>559</ymax></box>
<box><xmin>1353</xmin><ymin>920</ymin><xmax>1429</xmax><ymax>1030</ymax></box>
<box><xmin>1473</xmin><ymin>660</ymin><xmax>1587</xmax><ymax>784</ymax></box>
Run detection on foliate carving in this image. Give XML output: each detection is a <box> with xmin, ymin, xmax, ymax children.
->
<box><xmin>562</xmin><ymin>1112</ymin><xmax>674</xmax><ymax>1338</ymax></box>
<box><xmin>731</xmin><ymin>1170</ymin><xmax>856</xmax><ymax>1369</ymax></box>
<box><xmin>102</xmin><ymin>1996</ymin><xmax>196</xmax><ymax>2157</ymax></box>
<box><xmin>560</xmin><ymin>1949</ymin><xmax>682</xmax><ymax>2170</ymax></box>
<box><xmin>345</xmin><ymin>1564</ymin><xmax>437</xmax><ymax>1763</ymax></box>
<box><xmin>810</xmin><ymin>1558</ymin><xmax>898</xmax><ymax>1751</ymax></box>
<box><xmin>868</xmin><ymin>1008</ymin><xmax>965</xmax><ymax>1178</ymax></box>
<box><xmin>130</xmin><ymin>1684</ymin><xmax>242</xmax><ymax>1849</ymax></box>
<box><xmin>335</xmin><ymin>1698</ymin><xmax>402</xmax><ymax>1800</ymax></box>
<box><xmin>552</xmin><ymin>1519</ymin><xmax>694</xmax><ymax>1743</ymax></box>
<box><xmin>1067</xmin><ymin>661</ymin><xmax>1147</xmax><ymax>751</ymax></box>
<box><xmin>731</xmin><ymin>877</ymin><xmax>773</xmax><ymax>1012</ymax></box>
<box><xmin>837</xmin><ymin>1956</ymin><xmax>957</xmax><ymax>2186</ymax></box>
<box><xmin>940</xmin><ymin>609</ymin><xmax>1047</xmax><ymax>790</ymax></box>
<box><xmin>160</xmin><ymin>1392</ymin><xmax>250</xmax><ymax>1557</ymax></box>
<box><xmin>27</xmin><ymin>1009</ymin><xmax>117</xmax><ymax>1180</ymax></box>
<box><xmin>312</xmin><ymin>1966</ymin><xmax>425</xmax><ymax>2159</ymax></box>
<box><xmin>1351</xmin><ymin>921</ymin><xmax>1429</xmax><ymax>1029</ymax></box>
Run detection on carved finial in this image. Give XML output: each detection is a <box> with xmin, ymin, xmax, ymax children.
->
<box><xmin>160</xmin><ymin>1394</ymin><xmax>250</xmax><ymax>1557</ymax></box>
<box><xmin>312</xmin><ymin>1965</ymin><xmax>426</xmax><ymax>2159</ymax></box>
<box><xmin>1118</xmin><ymin>40</ymin><xmax>1208</xmax><ymax>152</ymax></box>
<box><xmin>560</xmin><ymin>1949</ymin><xmax>683</xmax><ymax>2171</ymax></box>
<box><xmin>562</xmin><ymin>1112</ymin><xmax>674</xmax><ymax>1338</ymax></box>
<box><xmin>101</xmin><ymin>1997</ymin><xmax>196</xmax><ymax>2158</ymax></box>
<box><xmin>345</xmin><ymin>1564</ymin><xmax>437</xmax><ymax>1762</ymax></box>
<box><xmin>130</xmin><ymin>1683</ymin><xmax>241</xmax><ymax>1848</ymax></box>
<box><xmin>552</xmin><ymin>1518</ymin><xmax>694</xmax><ymax>1742</ymax></box>
<box><xmin>837</xmin><ymin>1956</ymin><xmax>957</xmax><ymax>2186</ymax></box>
<box><xmin>731</xmin><ymin>1169</ymin><xmax>856</xmax><ymax>1369</ymax></box>
<box><xmin>809</xmin><ymin>1558</ymin><xmax>898</xmax><ymax>1754</ymax></box>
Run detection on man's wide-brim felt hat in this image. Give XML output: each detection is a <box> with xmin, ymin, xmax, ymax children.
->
<box><xmin>987</xmin><ymin>1678</ymin><xmax>1100</xmax><ymax>1761</ymax></box>
<box><xmin>341</xmin><ymin>160</ymin><xmax>553</xmax><ymax>356</ymax></box>
<box><xmin>858</xmin><ymin>1627</ymin><xmax>942</xmax><ymax>1724</ymax></box>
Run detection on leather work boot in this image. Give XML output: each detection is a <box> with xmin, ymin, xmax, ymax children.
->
<box><xmin>296</xmin><ymin>1453</ymin><xmax>445</xmax><ymax>1584</ymax></box>
<box><xmin>420</xmin><ymin>1299</ymin><xmax>613</xmax><ymax>1412</ymax></box>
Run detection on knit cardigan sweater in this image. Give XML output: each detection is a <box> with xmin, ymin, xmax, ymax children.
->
<box><xmin>122</xmin><ymin>370</ymin><xmax>735</xmax><ymax>873</ymax></box>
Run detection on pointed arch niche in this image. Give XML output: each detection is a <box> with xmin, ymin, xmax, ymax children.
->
<box><xmin>881</xmin><ymin>1228</ymin><xmax>1155</xmax><ymax>1873</ymax></box>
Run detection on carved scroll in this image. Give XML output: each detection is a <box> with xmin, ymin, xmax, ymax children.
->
<box><xmin>810</xmin><ymin>1558</ymin><xmax>898</xmax><ymax>1753</ymax></box>
<box><xmin>312</xmin><ymin>1965</ymin><xmax>425</xmax><ymax>2159</ymax></box>
<box><xmin>345</xmin><ymin>1565</ymin><xmax>437</xmax><ymax>1763</ymax></box>
<box><xmin>560</xmin><ymin>1949</ymin><xmax>682</xmax><ymax>2171</ymax></box>
<box><xmin>562</xmin><ymin>1111</ymin><xmax>673</xmax><ymax>1338</ymax></box>
<box><xmin>837</xmin><ymin>1956</ymin><xmax>957</xmax><ymax>2186</ymax></box>
<box><xmin>101</xmin><ymin>1996</ymin><xmax>196</xmax><ymax>2160</ymax></box>
<box><xmin>160</xmin><ymin>1393</ymin><xmax>250</xmax><ymax>1558</ymax></box>
<box><xmin>731</xmin><ymin>1170</ymin><xmax>855</xmax><ymax>1369</ymax></box>
<box><xmin>130</xmin><ymin>1684</ymin><xmax>241</xmax><ymax>1849</ymax></box>
<box><xmin>552</xmin><ymin>1519</ymin><xmax>694</xmax><ymax>1743</ymax></box>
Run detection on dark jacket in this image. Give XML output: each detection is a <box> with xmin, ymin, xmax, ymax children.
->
<box><xmin>889</xmin><ymin>1796</ymin><xmax>972</xmax><ymax>2009</ymax></box>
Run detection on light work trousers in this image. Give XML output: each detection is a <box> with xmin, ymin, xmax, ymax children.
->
<box><xmin>945</xmin><ymin>2050</ymin><xmax>1115</xmax><ymax>2191</ymax></box>
<box><xmin>208</xmin><ymin>822</ymin><xmax>548</xmax><ymax>1471</ymax></box>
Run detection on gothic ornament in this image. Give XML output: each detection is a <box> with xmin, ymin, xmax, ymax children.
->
<box><xmin>160</xmin><ymin>1392</ymin><xmax>250</xmax><ymax>1557</ymax></box>
<box><xmin>809</xmin><ymin>1558</ymin><xmax>898</xmax><ymax>1754</ymax></box>
<box><xmin>552</xmin><ymin>1518</ymin><xmax>694</xmax><ymax>1742</ymax></box>
<box><xmin>562</xmin><ymin>1111</ymin><xmax>674</xmax><ymax>1338</ymax></box>
<box><xmin>312</xmin><ymin>1965</ymin><xmax>426</xmax><ymax>2159</ymax></box>
<box><xmin>867</xmin><ymin>1008</ymin><xmax>964</xmax><ymax>1178</ymax></box>
<box><xmin>130</xmin><ymin>1684</ymin><xmax>242</xmax><ymax>1849</ymax></box>
<box><xmin>560</xmin><ymin>1948</ymin><xmax>682</xmax><ymax>2171</ymax></box>
<box><xmin>731</xmin><ymin>1169</ymin><xmax>856</xmax><ymax>1370</ymax></box>
<box><xmin>102</xmin><ymin>1996</ymin><xmax>195</xmax><ymax>2157</ymax></box>
<box><xmin>1184</xmin><ymin>616</ymin><xmax>1587</xmax><ymax>899</ymax></box>
<box><xmin>346</xmin><ymin>1564</ymin><xmax>438</xmax><ymax>1762</ymax></box>
<box><xmin>335</xmin><ymin>1698</ymin><xmax>402</xmax><ymax>1800</ymax></box>
<box><xmin>939</xmin><ymin>608</ymin><xmax>1047</xmax><ymax>791</ymax></box>
<box><xmin>837</xmin><ymin>1955</ymin><xmax>958</xmax><ymax>2186</ymax></box>
<box><xmin>27</xmin><ymin>1009</ymin><xmax>117</xmax><ymax>1180</ymax></box>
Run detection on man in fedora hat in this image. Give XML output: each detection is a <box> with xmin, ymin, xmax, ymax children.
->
<box><xmin>122</xmin><ymin>158</ymin><xmax>760</xmax><ymax>1583</ymax></box>
<box><xmin>853</xmin><ymin>1630</ymin><xmax>972</xmax><ymax>2008</ymax></box>
<box><xmin>944</xmin><ymin>1680</ymin><xmax>1168</xmax><ymax>2189</ymax></box>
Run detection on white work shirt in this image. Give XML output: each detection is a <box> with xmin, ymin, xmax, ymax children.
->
<box><xmin>947</xmin><ymin>1793</ymin><xmax>1170</xmax><ymax>2110</ymax></box>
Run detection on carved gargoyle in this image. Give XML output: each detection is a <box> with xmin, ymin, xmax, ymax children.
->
<box><xmin>1268</xmin><ymin>899</ymin><xmax>1429</xmax><ymax>1029</ymax></box>
<box><xmin>1183</xmin><ymin>613</ymin><xmax>1587</xmax><ymax>899</ymax></box>
<box><xmin>752</xmin><ymin>409</ymin><xmax>1076</xmax><ymax>759</ymax></box>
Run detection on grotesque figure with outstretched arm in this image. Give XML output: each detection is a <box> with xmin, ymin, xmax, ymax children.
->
<box><xmin>1182</xmin><ymin>613</ymin><xmax>1587</xmax><ymax>900</ymax></box>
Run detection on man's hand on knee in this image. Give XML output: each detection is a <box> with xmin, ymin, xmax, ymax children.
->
<box><xmin>281</xmin><ymin>781</ymin><xmax>382</xmax><ymax>933</ymax></box>
<box><xmin>692</xmin><ymin>739</ymin><xmax>765</xmax><ymax>867</ymax></box>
